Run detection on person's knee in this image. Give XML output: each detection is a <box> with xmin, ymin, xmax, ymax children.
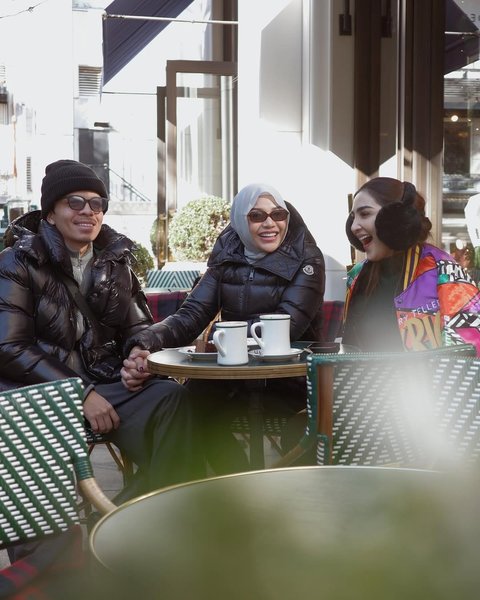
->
<box><xmin>146</xmin><ymin>378</ymin><xmax>191</xmax><ymax>402</ymax></box>
<box><xmin>149</xmin><ymin>379</ymin><xmax>199</xmax><ymax>424</ymax></box>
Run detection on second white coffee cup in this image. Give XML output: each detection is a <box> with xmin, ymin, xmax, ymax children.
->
<box><xmin>250</xmin><ymin>314</ymin><xmax>291</xmax><ymax>356</ymax></box>
<box><xmin>212</xmin><ymin>321</ymin><xmax>249</xmax><ymax>365</ymax></box>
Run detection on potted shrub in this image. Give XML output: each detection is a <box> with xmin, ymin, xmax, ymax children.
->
<box><xmin>131</xmin><ymin>241</ymin><xmax>155</xmax><ymax>286</ymax></box>
<box><xmin>167</xmin><ymin>195</ymin><xmax>231</xmax><ymax>262</ymax></box>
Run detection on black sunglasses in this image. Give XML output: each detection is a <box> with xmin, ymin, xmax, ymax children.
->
<box><xmin>65</xmin><ymin>195</ymin><xmax>108</xmax><ymax>213</ymax></box>
<box><xmin>247</xmin><ymin>208</ymin><xmax>289</xmax><ymax>223</ymax></box>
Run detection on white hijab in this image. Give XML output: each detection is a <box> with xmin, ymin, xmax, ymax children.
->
<box><xmin>230</xmin><ymin>183</ymin><xmax>290</xmax><ymax>263</ymax></box>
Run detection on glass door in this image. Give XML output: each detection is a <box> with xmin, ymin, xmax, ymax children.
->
<box><xmin>156</xmin><ymin>60</ymin><xmax>237</xmax><ymax>264</ymax></box>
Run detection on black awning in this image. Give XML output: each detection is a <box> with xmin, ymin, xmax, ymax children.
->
<box><xmin>103</xmin><ymin>0</ymin><xmax>194</xmax><ymax>85</ymax></box>
<box><xmin>103</xmin><ymin>0</ymin><xmax>478</xmax><ymax>84</ymax></box>
<box><xmin>445</xmin><ymin>0</ymin><xmax>479</xmax><ymax>74</ymax></box>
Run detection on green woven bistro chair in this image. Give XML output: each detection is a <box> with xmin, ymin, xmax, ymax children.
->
<box><xmin>275</xmin><ymin>344</ymin><xmax>479</xmax><ymax>469</ymax></box>
<box><xmin>0</xmin><ymin>377</ymin><xmax>115</xmax><ymax>549</ymax></box>
<box><xmin>79</xmin><ymin>427</ymin><xmax>134</xmax><ymax>521</ymax></box>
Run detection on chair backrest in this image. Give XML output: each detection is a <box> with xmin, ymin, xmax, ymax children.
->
<box><xmin>145</xmin><ymin>290</ymin><xmax>189</xmax><ymax>322</ymax></box>
<box><xmin>146</xmin><ymin>269</ymin><xmax>200</xmax><ymax>290</ymax></box>
<box><xmin>0</xmin><ymin>378</ymin><xmax>114</xmax><ymax>549</ymax></box>
<box><xmin>321</xmin><ymin>301</ymin><xmax>344</xmax><ymax>342</ymax></box>
<box><xmin>304</xmin><ymin>344</ymin><xmax>479</xmax><ymax>468</ymax></box>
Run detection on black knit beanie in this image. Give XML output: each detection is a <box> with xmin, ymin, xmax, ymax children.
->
<box><xmin>40</xmin><ymin>160</ymin><xmax>108</xmax><ymax>218</ymax></box>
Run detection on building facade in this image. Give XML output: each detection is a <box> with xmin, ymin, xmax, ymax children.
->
<box><xmin>1</xmin><ymin>0</ymin><xmax>479</xmax><ymax>291</ymax></box>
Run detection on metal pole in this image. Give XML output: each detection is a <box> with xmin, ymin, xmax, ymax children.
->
<box><xmin>103</xmin><ymin>13</ymin><xmax>238</xmax><ymax>26</ymax></box>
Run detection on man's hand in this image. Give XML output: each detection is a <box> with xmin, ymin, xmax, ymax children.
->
<box><xmin>121</xmin><ymin>346</ymin><xmax>153</xmax><ymax>391</ymax></box>
<box><xmin>84</xmin><ymin>390</ymin><xmax>120</xmax><ymax>433</ymax></box>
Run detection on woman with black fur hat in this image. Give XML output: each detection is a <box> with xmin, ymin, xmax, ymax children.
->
<box><xmin>343</xmin><ymin>177</ymin><xmax>480</xmax><ymax>355</ymax></box>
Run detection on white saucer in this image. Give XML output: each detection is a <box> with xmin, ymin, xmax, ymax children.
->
<box><xmin>179</xmin><ymin>339</ymin><xmax>259</xmax><ymax>361</ymax></box>
<box><xmin>178</xmin><ymin>346</ymin><xmax>217</xmax><ymax>361</ymax></box>
<box><xmin>248</xmin><ymin>348</ymin><xmax>303</xmax><ymax>362</ymax></box>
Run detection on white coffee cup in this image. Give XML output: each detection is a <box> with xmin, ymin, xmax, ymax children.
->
<box><xmin>250</xmin><ymin>314</ymin><xmax>291</xmax><ymax>356</ymax></box>
<box><xmin>212</xmin><ymin>321</ymin><xmax>249</xmax><ymax>365</ymax></box>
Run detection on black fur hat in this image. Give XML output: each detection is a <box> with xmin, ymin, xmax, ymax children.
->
<box><xmin>345</xmin><ymin>180</ymin><xmax>422</xmax><ymax>252</ymax></box>
<box><xmin>375</xmin><ymin>182</ymin><xmax>422</xmax><ymax>250</ymax></box>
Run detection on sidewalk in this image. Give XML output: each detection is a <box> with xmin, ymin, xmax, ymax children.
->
<box><xmin>90</xmin><ymin>435</ymin><xmax>281</xmax><ymax>499</ymax></box>
<box><xmin>89</xmin><ymin>443</ymin><xmax>125</xmax><ymax>499</ymax></box>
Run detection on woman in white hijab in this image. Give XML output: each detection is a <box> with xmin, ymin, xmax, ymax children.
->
<box><xmin>229</xmin><ymin>183</ymin><xmax>290</xmax><ymax>262</ymax></box>
<box><xmin>124</xmin><ymin>183</ymin><xmax>325</xmax><ymax>474</ymax></box>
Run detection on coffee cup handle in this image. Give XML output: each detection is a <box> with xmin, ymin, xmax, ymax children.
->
<box><xmin>250</xmin><ymin>322</ymin><xmax>265</xmax><ymax>349</ymax></box>
<box><xmin>212</xmin><ymin>330</ymin><xmax>226</xmax><ymax>357</ymax></box>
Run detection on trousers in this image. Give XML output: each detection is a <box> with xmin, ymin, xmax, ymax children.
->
<box><xmin>97</xmin><ymin>377</ymin><xmax>206</xmax><ymax>499</ymax></box>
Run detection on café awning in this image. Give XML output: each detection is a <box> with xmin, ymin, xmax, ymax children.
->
<box><xmin>102</xmin><ymin>0</ymin><xmax>479</xmax><ymax>85</ymax></box>
<box><xmin>102</xmin><ymin>0</ymin><xmax>194</xmax><ymax>85</ymax></box>
<box><xmin>445</xmin><ymin>0</ymin><xmax>479</xmax><ymax>74</ymax></box>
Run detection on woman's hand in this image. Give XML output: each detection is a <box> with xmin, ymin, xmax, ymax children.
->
<box><xmin>121</xmin><ymin>346</ymin><xmax>153</xmax><ymax>391</ymax></box>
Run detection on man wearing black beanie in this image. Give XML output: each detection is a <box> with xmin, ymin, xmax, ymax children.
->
<box><xmin>40</xmin><ymin>159</ymin><xmax>109</xmax><ymax>218</ymax></box>
<box><xmin>0</xmin><ymin>159</ymin><xmax>205</xmax><ymax>515</ymax></box>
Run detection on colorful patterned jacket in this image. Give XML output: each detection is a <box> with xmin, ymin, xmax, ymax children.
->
<box><xmin>343</xmin><ymin>243</ymin><xmax>480</xmax><ymax>356</ymax></box>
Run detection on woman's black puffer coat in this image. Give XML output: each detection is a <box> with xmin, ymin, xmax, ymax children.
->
<box><xmin>0</xmin><ymin>210</ymin><xmax>152</xmax><ymax>385</ymax></box>
<box><xmin>127</xmin><ymin>202</ymin><xmax>325</xmax><ymax>353</ymax></box>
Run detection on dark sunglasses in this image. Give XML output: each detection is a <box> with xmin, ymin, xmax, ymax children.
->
<box><xmin>65</xmin><ymin>195</ymin><xmax>108</xmax><ymax>213</ymax></box>
<box><xmin>247</xmin><ymin>208</ymin><xmax>289</xmax><ymax>223</ymax></box>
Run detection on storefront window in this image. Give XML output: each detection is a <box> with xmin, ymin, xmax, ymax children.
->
<box><xmin>443</xmin><ymin>0</ymin><xmax>480</xmax><ymax>280</ymax></box>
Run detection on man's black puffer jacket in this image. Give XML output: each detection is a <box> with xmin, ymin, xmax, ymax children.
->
<box><xmin>127</xmin><ymin>202</ymin><xmax>325</xmax><ymax>353</ymax></box>
<box><xmin>0</xmin><ymin>210</ymin><xmax>152</xmax><ymax>385</ymax></box>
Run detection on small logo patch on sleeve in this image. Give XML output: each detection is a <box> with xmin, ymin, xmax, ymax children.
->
<box><xmin>303</xmin><ymin>265</ymin><xmax>314</xmax><ymax>276</ymax></box>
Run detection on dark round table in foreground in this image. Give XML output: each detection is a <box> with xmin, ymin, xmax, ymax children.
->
<box><xmin>90</xmin><ymin>465</ymin><xmax>480</xmax><ymax>599</ymax></box>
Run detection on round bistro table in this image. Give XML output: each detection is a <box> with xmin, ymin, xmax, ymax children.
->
<box><xmin>146</xmin><ymin>347</ymin><xmax>309</xmax><ymax>380</ymax></box>
<box><xmin>89</xmin><ymin>466</ymin><xmax>469</xmax><ymax>600</ymax></box>
<box><xmin>147</xmin><ymin>347</ymin><xmax>309</xmax><ymax>468</ymax></box>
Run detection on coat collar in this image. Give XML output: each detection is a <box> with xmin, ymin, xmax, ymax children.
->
<box><xmin>5</xmin><ymin>209</ymin><xmax>134</xmax><ymax>273</ymax></box>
